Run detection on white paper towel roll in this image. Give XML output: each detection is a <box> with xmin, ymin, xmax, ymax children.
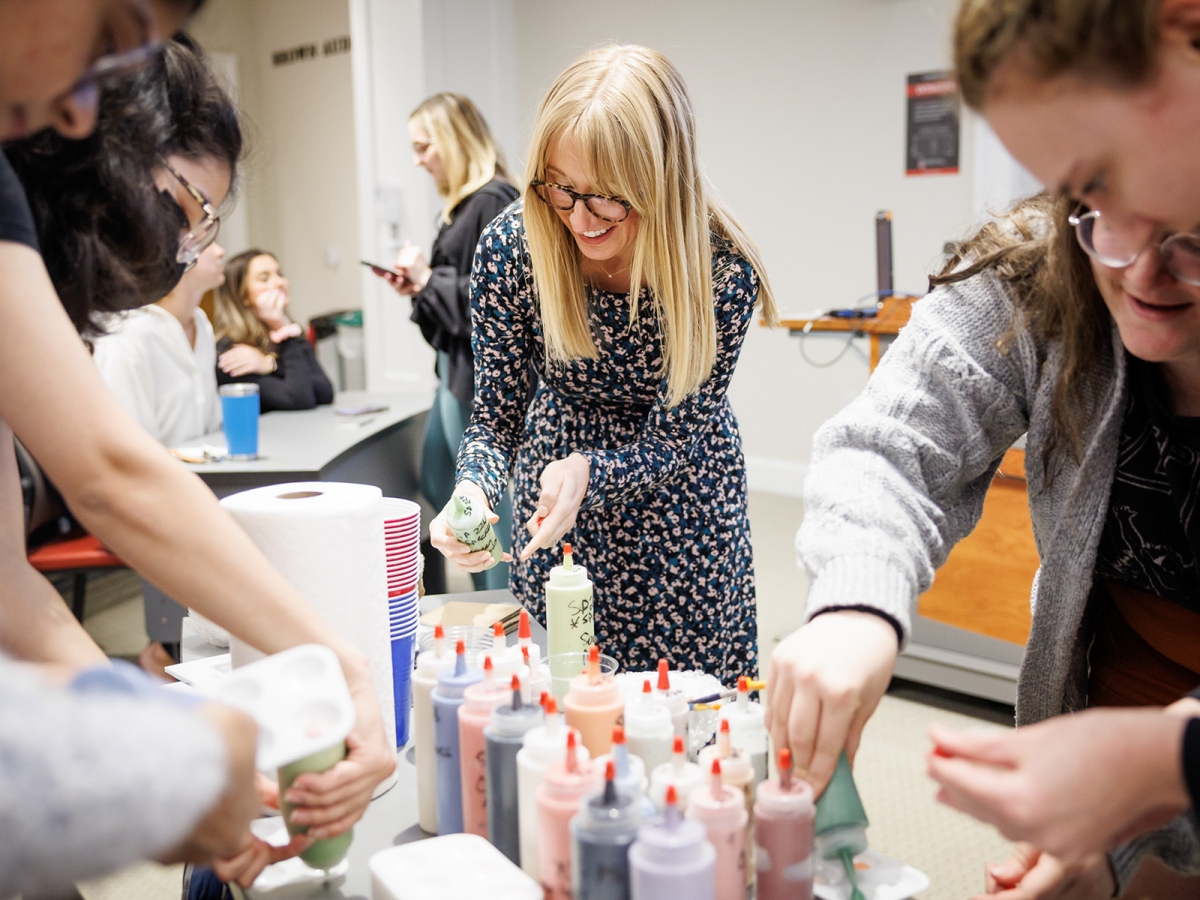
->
<box><xmin>220</xmin><ymin>482</ymin><xmax>396</xmax><ymax>792</ymax></box>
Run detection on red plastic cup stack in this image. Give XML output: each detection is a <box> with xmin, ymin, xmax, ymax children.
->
<box><xmin>382</xmin><ymin>497</ymin><xmax>421</xmax><ymax>747</ymax></box>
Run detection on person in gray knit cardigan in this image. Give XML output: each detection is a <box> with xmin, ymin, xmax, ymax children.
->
<box><xmin>770</xmin><ymin>190</ymin><xmax>1200</xmax><ymax>899</ymax></box>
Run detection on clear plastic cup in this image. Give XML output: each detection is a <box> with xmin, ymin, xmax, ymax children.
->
<box><xmin>543</xmin><ymin>650</ymin><xmax>619</xmax><ymax>701</ymax></box>
<box><xmin>416</xmin><ymin>625</ymin><xmax>493</xmax><ymax>666</ymax></box>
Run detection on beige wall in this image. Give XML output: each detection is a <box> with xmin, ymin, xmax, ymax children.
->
<box><xmin>191</xmin><ymin>0</ymin><xmax>363</xmax><ymax>330</ymax></box>
<box><xmin>512</xmin><ymin>0</ymin><xmax>980</xmax><ymax>493</ymax></box>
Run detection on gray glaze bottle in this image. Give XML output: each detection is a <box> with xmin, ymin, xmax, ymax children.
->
<box><xmin>571</xmin><ymin>760</ymin><xmax>640</xmax><ymax>900</ymax></box>
<box><xmin>486</xmin><ymin>675</ymin><xmax>545</xmax><ymax>865</ymax></box>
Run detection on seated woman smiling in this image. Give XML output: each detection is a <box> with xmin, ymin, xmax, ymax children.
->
<box><xmin>210</xmin><ymin>249</ymin><xmax>333</xmax><ymax>412</ymax></box>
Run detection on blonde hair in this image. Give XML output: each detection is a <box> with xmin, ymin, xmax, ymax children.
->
<box><xmin>410</xmin><ymin>93</ymin><xmax>510</xmax><ymax>224</ymax></box>
<box><xmin>523</xmin><ymin>45</ymin><xmax>777</xmax><ymax>407</ymax></box>
<box><xmin>211</xmin><ymin>248</ymin><xmax>278</xmax><ymax>356</ymax></box>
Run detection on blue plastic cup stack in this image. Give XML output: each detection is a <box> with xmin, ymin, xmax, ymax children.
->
<box><xmin>383</xmin><ymin>497</ymin><xmax>421</xmax><ymax>747</ymax></box>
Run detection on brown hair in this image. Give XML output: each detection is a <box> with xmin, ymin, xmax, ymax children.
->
<box><xmin>931</xmin><ymin>192</ymin><xmax>1111</xmax><ymax>473</ymax></box>
<box><xmin>954</xmin><ymin>0</ymin><xmax>1161</xmax><ymax>109</ymax></box>
<box><xmin>211</xmin><ymin>248</ymin><xmax>279</xmax><ymax>356</ymax></box>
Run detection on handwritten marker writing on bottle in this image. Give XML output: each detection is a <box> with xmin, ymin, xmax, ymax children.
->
<box><xmin>546</xmin><ymin>543</ymin><xmax>595</xmax><ymax>656</ymax></box>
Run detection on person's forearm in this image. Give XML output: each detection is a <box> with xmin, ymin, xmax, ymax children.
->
<box><xmin>0</xmin><ymin>563</ymin><xmax>108</xmax><ymax>667</ymax></box>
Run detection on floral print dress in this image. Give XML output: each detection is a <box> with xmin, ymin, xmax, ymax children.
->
<box><xmin>457</xmin><ymin>204</ymin><xmax>759</xmax><ymax>682</ymax></box>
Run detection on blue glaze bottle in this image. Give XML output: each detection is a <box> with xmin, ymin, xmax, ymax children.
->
<box><xmin>571</xmin><ymin>759</ymin><xmax>640</xmax><ymax>900</ymax></box>
<box><xmin>432</xmin><ymin>639</ymin><xmax>483</xmax><ymax>834</ymax></box>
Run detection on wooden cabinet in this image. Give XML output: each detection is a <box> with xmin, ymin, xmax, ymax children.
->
<box><xmin>917</xmin><ymin>448</ymin><xmax>1037</xmax><ymax>647</ymax></box>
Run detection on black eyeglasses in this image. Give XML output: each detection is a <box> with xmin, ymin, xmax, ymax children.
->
<box><xmin>529</xmin><ymin>180</ymin><xmax>632</xmax><ymax>223</ymax></box>
<box><xmin>1069</xmin><ymin>204</ymin><xmax>1200</xmax><ymax>287</ymax></box>
<box><xmin>167</xmin><ymin>164</ymin><xmax>221</xmax><ymax>272</ymax></box>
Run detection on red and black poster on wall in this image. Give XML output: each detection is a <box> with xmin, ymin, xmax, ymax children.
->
<box><xmin>906</xmin><ymin>71</ymin><xmax>960</xmax><ymax>176</ymax></box>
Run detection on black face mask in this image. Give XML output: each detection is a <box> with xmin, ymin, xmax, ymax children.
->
<box><xmin>151</xmin><ymin>187</ymin><xmax>191</xmax><ymax>293</ymax></box>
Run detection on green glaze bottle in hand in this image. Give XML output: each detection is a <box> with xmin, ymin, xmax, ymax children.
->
<box><xmin>546</xmin><ymin>543</ymin><xmax>595</xmax><ymax>656</ymax></box>
<box><xmin>278</xmin><ymin>742</ymin><xmax>353</xmax><ymax>870</ymax></box>
<box><xmin>445</xmin><ymin>488</ymin><xmax>503</xmax><ymax>568</ymax></box>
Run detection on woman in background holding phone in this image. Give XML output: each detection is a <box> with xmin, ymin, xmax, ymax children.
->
<box><xmin>374</xmin><ymin>92</ymin><xmax>518</xmax><ymax>591</ymax></box>
<box><xmin>211</xmin><ymin>249</ymin><xmax>334</xmax><ymax>412</ymax></box>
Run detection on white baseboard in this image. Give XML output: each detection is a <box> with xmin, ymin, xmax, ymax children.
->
<box><xmin>744</xmin><ymin>456</ymin><xmax>808</xmax><ymax>498</ymax></box>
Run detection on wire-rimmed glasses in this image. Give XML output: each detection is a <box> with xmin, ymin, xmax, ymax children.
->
<box><xmin>1069</xmin><ymin>204</ymin><xmax>1200</xmax><ymax>286</ymax></box>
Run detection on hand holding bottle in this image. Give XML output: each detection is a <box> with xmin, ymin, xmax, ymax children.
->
<box><xmin>765</xmin><ymin>610</ymin><xmax>898</xmax><ymax>796</ymax></box>
<box><xmin>431</xmin><ymin>480</ymin><xmax>513</xmax><ymax>572</ymax></box>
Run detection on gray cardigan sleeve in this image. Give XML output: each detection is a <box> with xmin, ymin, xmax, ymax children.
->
<box><xmin>0</xmin><ymin>658</ymin><xmax>228</xmax><ymax>897</ymax></box>
<box><xmin>797</xmin><ymin>272</ymin><xmax>1043</xmax><ymax>645</ymax></box>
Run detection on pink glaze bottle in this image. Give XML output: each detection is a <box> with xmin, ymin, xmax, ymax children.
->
<box><xmin>564</xmin><ymin>645</ymin><xmax>625</xmax><ymax>757</ymax></box>
<box><xmin>754</xmin><ymin>749</ymin><xmax>814</xmax><ymax>900</ymax></box>
<box><xmin>458</xmin><ymin>655</ymin><xmax>511</xmax><ymax>837</ymax></box>
<box><xmin>697</xmin><ymin>720</ymin><xmax>755</xmax><ymax>886</ymax></box>
<box><xmin>538</xmin><ymin>731</ymin><xmax>595</xmax><ymax>900</ymax></box>
<box><xmin>687</xmin><ymin>760</ymin><xmax>748</xmax><ymax>900</ymax></box>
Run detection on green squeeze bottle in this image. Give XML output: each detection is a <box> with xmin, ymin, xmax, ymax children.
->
<box><xmin>444</xmin><ymin>487</ymin><xmax>503</xmax><ymax>567</ymax></box>
<box><xmin>814</xmin><ymin>751</ymin><xmax>869</xmax><ymax>900</ymax></box>
<box><xmin>278</xmin><ymin>742</ymin><xmax>354</xmax><ymax>870</ymax></box>
<box><xmin>545</xmin><ymin>543</ymin><xmax>595</xmax><ymax>657</ymax></box>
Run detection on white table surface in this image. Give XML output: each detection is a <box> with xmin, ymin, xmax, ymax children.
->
<box><xmin>185</xmin><ymin>389</ymin><xmax>432</xmax><ymax>478</ymax></box>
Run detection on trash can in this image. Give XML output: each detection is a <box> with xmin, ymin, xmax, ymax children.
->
<box><xmin>335</xmin><ymin>309</ymin><xmax>366</xmax><ymax>391</ymax></box>
<box><xmin>309</xmin><ymin>311</ymin><xmax>348</xmax><ymax>392</ymax></box>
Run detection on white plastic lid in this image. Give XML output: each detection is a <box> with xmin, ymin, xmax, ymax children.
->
<box><xmin>697</xmin><ymin>745</ymin><xmax>753</xmax><ymax>785</ymax></box>
<box><xmin>370</xmin><ymin>833</ymin><xmax>541</xmax><ymax>900</ymax></box>
<box><xmin>624</xmin><ymin>697</ymin><xmax>673</xmax><ymax>736</ymax></box>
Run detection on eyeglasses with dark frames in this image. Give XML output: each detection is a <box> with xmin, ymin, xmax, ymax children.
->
<box><xmin>1068</xmin><ymin>204</ymin><xmax>1200</xmax><ymax>287</ymax></box>
<box><xmin>167</xmin><ymin>164</ymin><xmax>221</xmax><ymax>272</ymax></box>
<box><xmin>529</xmin><ymin>179</ymin><xmax>632</xmax><ymax>223</ymax></box>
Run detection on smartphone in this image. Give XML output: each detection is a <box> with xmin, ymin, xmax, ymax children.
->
<box><xmin>360</xmin><ymin>259</ymin><xmax>402</xmax><ymax>278</ymax></box>
<box><xmin>336</xmin><ymin>404</ymin><xmax>390</xmax><ymax>416</ymax></box>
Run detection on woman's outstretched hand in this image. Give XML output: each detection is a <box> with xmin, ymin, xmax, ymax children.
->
<box><xmin>430</xmin><ymin>480</ymin><xmax>514</xmax><ymax>572</ymax></box>
<box><xmin>520</xmin><ymin>453</ymin><xmax>590</xmax><ymax>560</ymax></box>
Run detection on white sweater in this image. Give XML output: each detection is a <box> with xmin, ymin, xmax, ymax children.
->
<box><xmin>92</xmin><ymin>305</ymin><xmax>222</xmax><ymax>447</ymax></box>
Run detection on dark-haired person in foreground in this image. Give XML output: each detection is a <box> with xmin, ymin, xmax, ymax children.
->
<box><xmin>0</xmin><ymin>7</ymin><xmax>390</xmax><ymax>893</ymax></box>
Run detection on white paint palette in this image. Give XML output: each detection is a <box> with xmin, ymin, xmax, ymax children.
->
<box><xmin>814</xmin><ymin>849</ymin><xmax>930</xmax><ymax>900</ymax></box>
<box><xmin>206</xmin><ymin>644</ymin><xmax>355</xmax><ymax>772</ymax></box>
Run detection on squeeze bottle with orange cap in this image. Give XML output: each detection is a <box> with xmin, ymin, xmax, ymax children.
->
<box><xmin>414</xmin><ymin>624</ymin><xmax>455</xmax><ymax>833</ymax></box>
<box><xmin>720</xmin><ymin>676</ymin><xmax>769</xmax><ymax>787</ymax></box>
<box><xmin>517</xmin><ymin>696</ymin><xmax>590</xmax><ymax>879</ymax></box>
<box><xmin>431</xmin><ymin>639</ymin><xmax>483</xmax><ymax>834</ymax></box>
<box><xmin>590</xmin><ymin>726</ymin><xmax>655</xmax><ymax>818</ymax></box>
<box><xmin>523</xmin><ymin>645</ymin><xmax>551</xmax><ymax>704</ymax></box>
<box><xmin>458</xmin><ymin>655</ymin><xmax>512</xmax><ymax>837</ymax></box>
<box><xmin>546</xmin><ymin>543</ymin><xmax>595</xmax><ymax>655</ymax></box>
<box><xmin>538</xmin><ymin>731</ymin><xmax>595</xmax><ymax>900</ymax></box>
<box><xmin>652</xmin><ymin>660</ymin><xmax>689</xmax><ymax>742</ymax></box>
<box><xmin>571</xmin><ymin>760</ymin><xmax>641</xmax><ymax>900</ymax></box>
<box><xmin>625</xmin><ymin>680</ymin><xmax>674</xmax><ymax>775</ymax></box>
<box><xmin>649</xmin><ymin>735</ymin><xmax>704</xmax><ymax>812</ymax></box>
<box><xmin>698</xmin><ymin>719</ymin><xmax>756</xmax><ymax>886</ymax></box>
<box><xmin>754</xmin><ymin>748</ymin><xmax>814</xmax><ymax>900</ymax></box>
<box><xmin>686</xmin><ymin>760</ymin><xmax>748</xmax><ymax>900</ymax></box>
<box><xmin>629</xmin><ymin>785</ymin><xmax>715</xmax><ymax>900</ymax></box>
<box><xmin>444</xmin><ymin>486</ymin><xmax>504</xmax><ymax>566</ymax></box>
<box><xmin>564</xmin><ymin>645</ymin><xmax>624</xmax><ymax>757</ymax></box>
<box><xmin>486</xmin><ymin>674</ymin><xmax>544</xmax><ymax>865</ymax></box>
